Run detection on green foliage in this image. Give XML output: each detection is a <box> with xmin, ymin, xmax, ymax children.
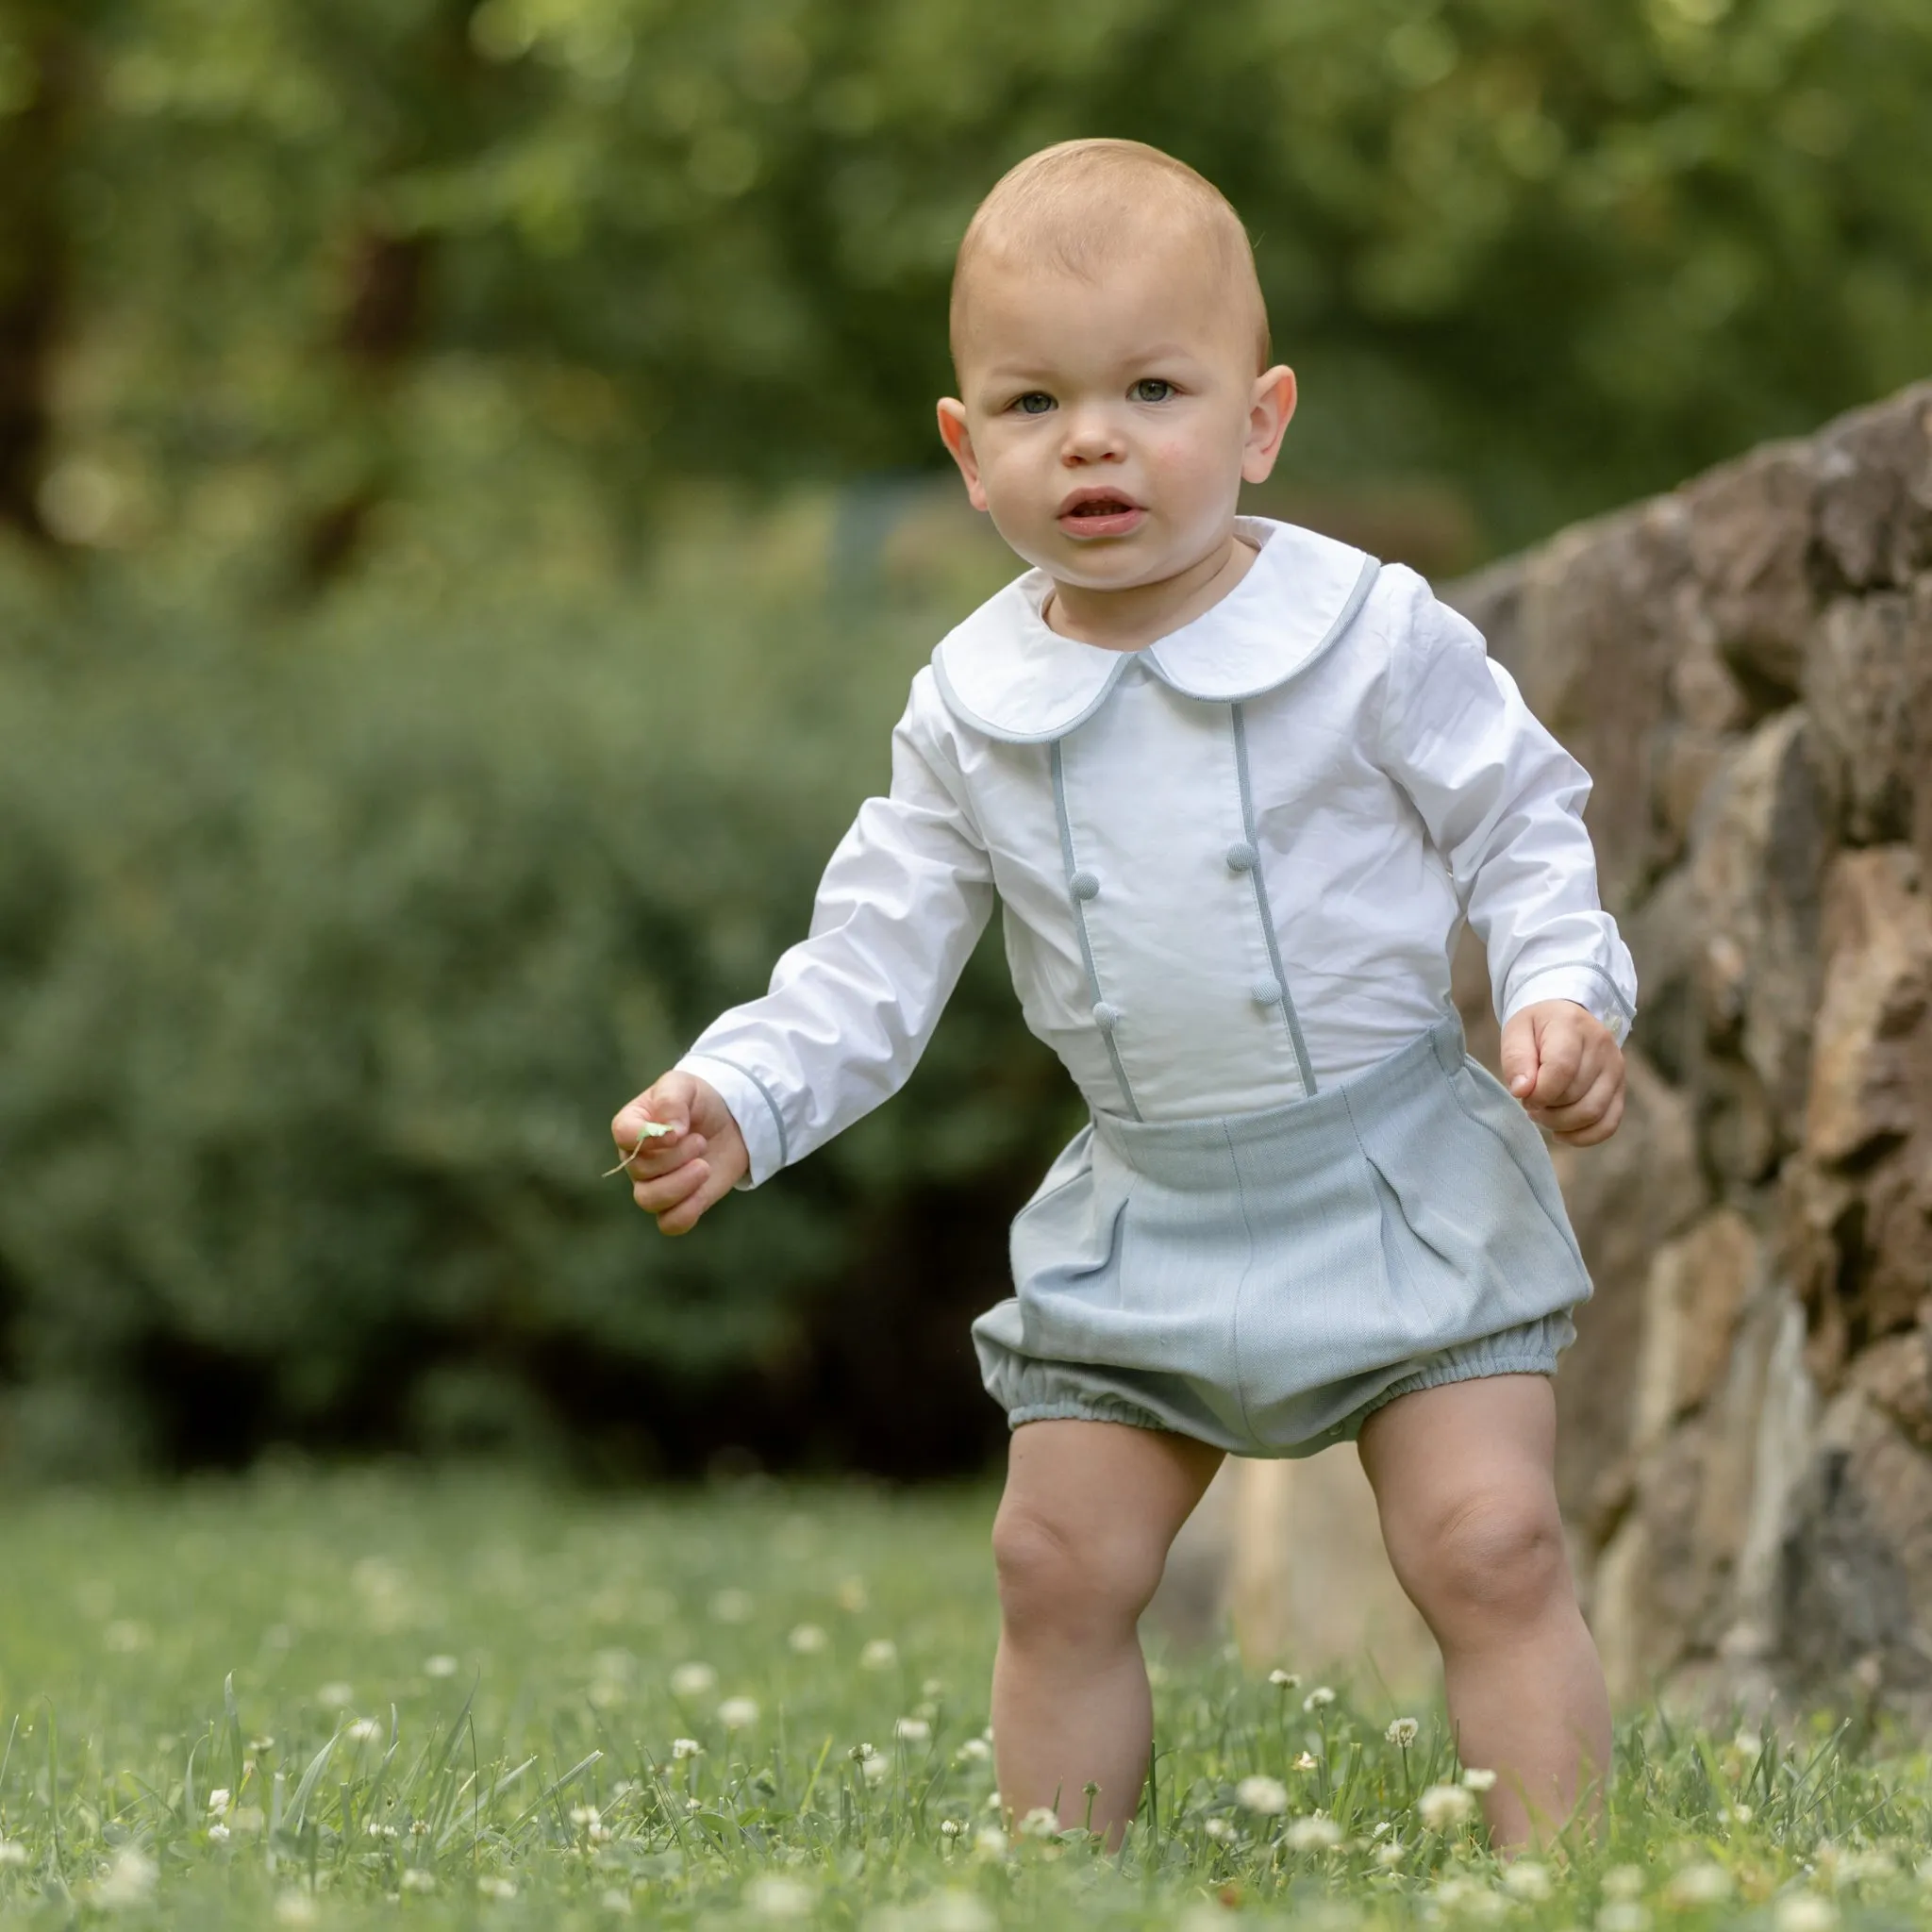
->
<box><xmin>15</xmin><ymin>0</ymin><xmax>1932</xmax><ymax>569</ymax></box>
<box><xmin>0</xmin><ymin>1470</ymin><xmax>1928</xmax><ymax>1924</ymax></box>
<box><xmin>0</xmin><ymin>528</ymin><xmax>1073</xmax><ymax>1474</ymax></box>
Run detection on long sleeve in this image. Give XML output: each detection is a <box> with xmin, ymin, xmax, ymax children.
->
<box><xmin>1374</xmin><ymin>571</ymin><xmax>1638</xmax><ymax>1041</ymax></box>
<box><xmin>675</xmin><ymin>671</ymin><xmax>997</xmax><ymax>1186</ymax></box>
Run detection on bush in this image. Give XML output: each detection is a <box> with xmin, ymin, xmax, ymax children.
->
<box><xmin>0</xmin><ymin>530</ymin><xmax>1078</xmax><ymax>1477</ymax></box>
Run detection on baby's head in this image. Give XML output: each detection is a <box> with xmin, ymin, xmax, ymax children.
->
<box><xmin>938</xmin><ymin>140</ymin><xmax>1294</xmax><ymax>597</ymax></box>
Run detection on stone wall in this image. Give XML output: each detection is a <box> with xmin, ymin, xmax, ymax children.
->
<box><xmin>1448</xmin><ymin>379</ymin><xmax>1932</xmax><ymax>1716</ymax></box>
<box><xmin>1174</xmin><ymin>382</ymin><xmax>1932</xmax><ymax>1719</ymax></box>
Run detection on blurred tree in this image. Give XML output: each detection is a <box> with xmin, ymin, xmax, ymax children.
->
<box><xmin>10</xmin><ymin>0</ymin><xmax>1930</xmax><ymax>578</ymax></box>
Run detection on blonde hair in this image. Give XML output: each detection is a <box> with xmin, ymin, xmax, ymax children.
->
<box><xmin>950</xmin><ymin>139</ymin><xmax>1271</xmax><ymax>374</ymax></box>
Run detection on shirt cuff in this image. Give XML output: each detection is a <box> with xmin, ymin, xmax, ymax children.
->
<box><xmin>1500</xmin><ymin>965</ymin><xmax>1636</xmax><ymax>1046</ymax></box>
<box><xmin>675</xmin><ymin>1054</ymin><xmax>789</xmax><ymax>1189</ymax></box>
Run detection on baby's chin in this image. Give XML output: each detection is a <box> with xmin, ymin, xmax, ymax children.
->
<box><xmin>1005</xmin><ymin>517</ymin><xmax>1223</xmax><ymax>592</ymax></box>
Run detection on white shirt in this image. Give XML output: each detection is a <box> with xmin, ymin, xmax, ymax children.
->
<box><xmin>678</xmin><ymin>518</ymin><xmax>1637</xmax><ymax>1187</ymax></box>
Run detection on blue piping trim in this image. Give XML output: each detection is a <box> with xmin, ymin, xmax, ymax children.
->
<box><xmin>685</xmin><ymin>1052</ymin><xmax>790</xmax><ymax>1170</ymax></box>
<box><xmin>1507</xmin><ymin>961</ymin><xmax>1638</xmax><ymax>1024</ymax></box>
<box><xmin>1230</xmin><ymin>702</ymin><xmax>1318</xmax><ymax>1097</ymax></box>
<box><xmin>1051</xmin><ymin>741</ymin><xmax>1141</xmax><ymax>1121</ymax></box>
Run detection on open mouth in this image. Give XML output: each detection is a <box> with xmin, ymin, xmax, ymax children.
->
<box><xmin>1057</xmin><ymin>492</ymin><xmax>1144</xmax><ymax>536</ymax></box>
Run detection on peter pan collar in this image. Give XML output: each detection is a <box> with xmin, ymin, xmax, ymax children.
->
<box><xmin>931</xmin><ymin>517</ymin><xmax>1381</xmax><ymax>743</ymax></box>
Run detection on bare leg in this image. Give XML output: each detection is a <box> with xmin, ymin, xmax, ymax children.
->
<box><xmin>990</xmin><ymin>1419</ymin><xmax>1223</xmax><ymax>1844</ymax></box>
<box><xmin>1357</xmin><ymin>1374</ymin><xmax>1610</xmax><ymax>1851</ymax></box>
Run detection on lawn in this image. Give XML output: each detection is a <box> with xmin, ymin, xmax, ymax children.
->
<box><xmin>0</xmin><ymin>1471</ymin><xmax>1922</xmax><ymax>1928</ymax></box>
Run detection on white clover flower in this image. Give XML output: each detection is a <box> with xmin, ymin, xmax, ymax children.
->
<box><xmin>787</xmin><ymin>1624</ymin><xmax>828</xmax><ymax>1656</ymax></box>
<box><xmin>1603</xmin><ymin>1865</ymin><xmax>1647</xmax><ymax>1900</ymax></box>
<box><xmin>93</xmin><ymin>1848</ymin><xmax>158</xmax><ymax>1908</ymax></box>
<box><xmin>974</xmin><ymin>1825</ymin><xmax>1008</xmax><ymax>1859</ymax></box>
<box><xmin>207</xmin><ymin>1788</ymin><xmax>233</xmax><ymax>1819</ymax></box>
<box><xmin>0</xmin><ymin>1840</ymin><xmax>26</xmax><ymax>1867</ymax></box>
<box><xmin>1417</xmin><ymin>1783</ymin><xmax>1476</xmax><ymax>1831</ymax></box>
<box><xmin>718</xmin><ymin>1697</ymin><xmax>760</xmax><ymax>1731</ymax></box>
<box><xmin>893</xmin><ymin>1717</ymin><xmax>931</xmax><ymax>1743</ymax></box>
<box><xmin>365</xmin><ymin>1820</ymin><xmax>399</xmax><ymax>1840</ymax></box>
<box><xmin>954</xmin><ymin>1737</ymin><xmax>991</xmax><ymax>1764</ymax></box>
<box><xmin>1504</xmin><ymin>1860</ymin><xmax>1553</xmax><ymax>1900</ymax></box>
<box><xmin>1291</xmin><ymin>1751</ymin><xmax>1319</xmax><ymax>1772</ymax></box>
<box><xmin>1460</xmin><ymin>1765</ymin><xmax>1498</xmax><ymax>1791</ymax></box>
<box><xmin>1386</xmin><ymin>1717</ymin><xmax>1421</xmax><ymax>1747</ymax></box>
<box><xmin>1597</xmin><ymin>1904</ymin><xmax>1651</xmax><ymax>1932</ymax></box>
<box><xmin>1204</xmin><ymin>1817</ymin><xmax>1234</xmax><ymax>1841</ymax></box>
<box><xmin>346</xmin><ymin>1717</ymin><xmax>383</xmax><ymax>1742</ymax></box>
<box><xmin>921</xmin><ymin>1676</ymin><xmax>945</xmax><ymax>1698</ymax></box>
<box><xmin>861</xmin><ymin>1753</ymin><xmax>888</xmax><ymax>1785</ymax></box>
<box><xmin>1267</xmin><ymin>1668</ymin><xmax>1301</xmax><ymax>1689</ymax></box>
<box><xmin>425</xmin><ymin>1655</ymin><xmax>458</xmax><ymax>1678</ymax></box>
<box><xmin>940</xmin><ymin>1819</ymin><xmax>962</xmax><ymax>1839</ymax></box>
<box><xmin>670</xmin><ymin>1661</ymin><xmax>717</xmax><ymax>1699</ymax></box>
<box><xmin>477</xmin><ymin>1875</ymin><xmax>517</xmax><ymax>1901</ymax></box>
<box><xmin>743</xmin><ymin>1874</ymin><xmax>814</xmax><ymax>1920</ymax></box>
<box><xmin>670</xmin><ymin>1737</ymin><xmax>703</xmax><ymax>1760</ymax></box>
<box><xmin>317</xmin><ymin>1682</ymin><xmax>354</xmax><ymax>1708</ymax></box>
<box><xmin>1721</xmin><ymin>1803</ymin><xmax>1755</xmax><ymax>1824</ymax></box>
<box><xmin>1665</xmin><ymin>1864</ymin><xmax>1733</xmax><ymax>1907</ymax></box>
<box><xmin>274</xmin><ymin>1894</ymin><xmax>319</xmax><ymax>1926</ymax></box>
<box><xmin>1374</xmin><ymin>1840</ymin><xmax>1406</xmax><ymax>1869</ymax></box>
<box><xmin>710</xmin><ymin>1588</ymin><xmax>754</xmax><ymax>1624</ymax></box>
<box><xmin>1303</xmin><ymin>1686</ymin><xmax>1337</xmax><ymax>1711</ymax></box>
<box><xmin>851</xmin><ymin>1740</ymin><xmax>878</xmax><ymax>1760</ymax></box>
<box><xmin>859</xmin><ymin>1639</ymin><xmax>898</xmax><ymax>1671</ymax></box>
<box><xmin>400</xmin><ymin>1869</ymin><xmax>435</xmax><ymax>1893</ymax></box>
<box><xmin>1286</xmin><ymin>1812</ymin><xmax>1343</xmax><ymax>1852</ymax></box>
<box><xmin>208</xmin><ymin>1823</ymin><xmax>232</xmax><ymax>1846</ymax></box>
<box><xmin>1235</xmin><ymin>1775</ymin><xmax>1290</xmax><ymax>1816</ymax></box>
<box><xmin>1733</xmin><ymin>1729</ymin><xmax>1763</xmax><ymax>1757</ymax></box>
<box><xmin>1018</xmin><ymin>1806</ymin><xmax>1060</xmax><ymax>1840</ymax></box>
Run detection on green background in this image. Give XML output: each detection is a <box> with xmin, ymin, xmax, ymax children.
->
<box><xmin>0</xmin><ymin>0</ymin><xmax>1927</xmax><ymax>1476</ymax></box>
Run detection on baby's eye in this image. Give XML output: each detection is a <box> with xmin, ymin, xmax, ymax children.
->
<box><xmin>1009</xmin><ymin>391</ymin><xmax>1056</xmax><ymax>416</ymax></box>
<box><xmin>1131</xmin><ymin>378</ymin><xmax>1175</xmax><ymax>403</ymax></box>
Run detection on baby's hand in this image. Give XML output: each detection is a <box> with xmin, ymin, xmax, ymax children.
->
<box><xmin>1498</xmin><ymin>1001</ymin><xmax>1625</xmax><ymax>1146</ymax></box>
<box><xmin>608</xmin><ymin>1074</ymin><xmax>750</xmax><ymax>1235</ymax></box>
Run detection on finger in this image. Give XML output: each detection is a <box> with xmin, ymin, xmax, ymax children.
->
<box><xmin>657</xmin><ymin>1159</ymin><xmax>736</xmax><ymax>1237</ymax></box>
<box><xmin>1553</xmin><ymin>1081</ymin><xmax>1626</xmax><ymax>1147</ymax></box>
<box><xmin>1529</xmin><ymin>1068</ymin><xmax>1623</xmax><ymax>1137</ymax></box>
<box><xmin>614</xmin><ymin>1133</ymin><xmax>707</xmax><ymax>1182</ymax></box>
<box><xmin>631</xmin><ymin>1158</ymin><xmax>709</xmax><ymax>1217</ymax></box>
<box><xmin>1529</xmin><ymin>1024</ymin><xmax>1585</xmax><ymax>1108</ymax></box>
<box><xmin>1498</xmin><ymin>1013</ymin><xmax>1540</xmax><ymax>1100</ymax></box>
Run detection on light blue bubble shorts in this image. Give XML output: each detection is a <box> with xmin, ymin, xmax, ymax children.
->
<box><xmin>971</xmin><ymin>1015</ymin><xmax>1588</xmax><ymax>1457</ymax></box>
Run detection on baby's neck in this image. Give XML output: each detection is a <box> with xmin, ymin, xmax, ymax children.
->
<box><xmin>1042</xmin><ymin>533</ymin><xmax>1259</xmax><ymax>654</ymax></box>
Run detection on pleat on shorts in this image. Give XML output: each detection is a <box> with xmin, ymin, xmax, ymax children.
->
<box><xmin>971</xmin><ymin>1014</ymin><xmax>1591</xmax><ymax>1457</ymax></box>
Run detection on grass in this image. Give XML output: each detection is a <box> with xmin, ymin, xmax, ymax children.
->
<box><xmin>0</xmin><ymin>1471</ymin><xmax>1924</xmax><ymax>1927</ymax></box>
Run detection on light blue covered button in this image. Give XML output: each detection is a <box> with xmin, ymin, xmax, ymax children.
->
<box><xmin>1224</xmin><ymin>841</ymin><xmax>1257</xmax><ymax>874</ymax></box>
<box><xmin>1251</xmin><ymin>978</ymin><xmax>1284</xmax><ymax>1008</ymax></box>
<box><xmin>1070</xmin><ymin>870</ymin><xmax>1101</xmax><ymax>902</ymax></box>
<box><xmin>1091</xmin><ymin>1001</ymin><xmax>1121</xmax><ymax>1032</ymax></box>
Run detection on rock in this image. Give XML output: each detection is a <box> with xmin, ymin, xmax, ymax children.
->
<box><xmin>1803</xmin><ymin>585</ymin><xmax>1931</xmax><ymax>846</ymax></box>
<box><xmin>1847</xmin><ymin>1322</ymin><xmax>1932</xmax><ymax>1455</ymax></box>
<box><xmin>1549</xmin><ymin>1054</ymin><xmax>1706</xmax><ymax>1520</ymax></box>
<box><xmin>1778</xmin><ymin>1389</ymin><xmax>1932</xmax><ymax>1702</ymax></box>
<box><xmin>1813</xmin><ymin>383</ymin><xmax>1932</xmax><ymax>591</ymax></box>
<box><xmin>1681</xmin><ymin>441</ymin><xmax>1819</xmax><ymax>703</ymax></box>
<box><xmin>1630</xmin><ymin>1209</ymin><xmax>1760</xmax><ymax>1446</ymax></box>
<box><xmin>1805</xmin><ymin>848</ymin><xmax>1932</xmax><ymax>1168</ymax></box>
<box><xmin>1683</xmin><ymin>712</ymin><xmax>1831</xmax><ymax>1142</ymax></box>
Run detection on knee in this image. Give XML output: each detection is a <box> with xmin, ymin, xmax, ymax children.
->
<box><xmin>1392</xmin><ymin>1490</ymin><xmax>1569</xmax><ymax>1635</ymax></box>
<box><xmin>991</xmin><ymin>1503</ymin><xmax>1166</xmax><ymax>1646</ymax></box>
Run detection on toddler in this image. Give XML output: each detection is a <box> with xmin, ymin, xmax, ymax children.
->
<box><xmin>612</xmin><ymin>139</ymin><xmax>1634</xmax><ymax>1852</ymax></box>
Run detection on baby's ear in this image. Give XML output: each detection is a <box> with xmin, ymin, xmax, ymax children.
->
<box><xmin>1241</xmin><ymin>366</ymin><xmax>1297</xmax><ymax>485</ymax></box>
<box><xmin>936</xmin><ymin>398</ymin><xmax>988</xmax><ymax>511</ymax></box>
